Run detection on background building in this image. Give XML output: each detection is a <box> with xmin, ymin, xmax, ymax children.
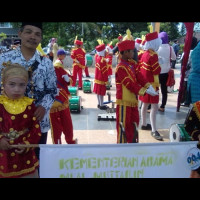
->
<box><xmin>0</xmin><ymin>22</ymin><xmax>20</xmax><ymax>48</ymax></box>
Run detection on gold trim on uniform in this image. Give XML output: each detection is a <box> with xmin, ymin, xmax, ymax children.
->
<box><xmin>0</xmin><ymin>95</ymin><xmax>34</xmax><ymax>115</ymax></box>
<box><xmin>138</xmin><ymin>87</ymin><xmax>147</xmax><ymax>96</ymax></box>
<box><xmin>13</xmin><ymin>164</ymin><xmax>17</xmax><ymax>169</ymax></box>
<box><xmin>94</xmin><ymin>79</ymin><xmax>108</xmax><ymax>85</ymax></box>
<box><xmin>193</xmin><ymin>101</ymin><xmax>200</xmax><ymax>121</ymax></box>
<box><xmin>26</xmin><ymin>160</ymin><xmax>31</xmax><ymax>165</ymax></box>
<box><xmin>35</xmin><ymin>124</ymin><xmax>39</xmax><ymax>128</ymax></box>
<box><xmin>11</xmin><ymin>116</ymin><xmax>15</xmax><ymax>120</ymax></box>
<box><xmin>0</xmin><ymin>117</ymin><xmax>2</xmax><ymax>122</ymax></box>
<box><xmin>11</xmin><ymin>152</ymin><xmax>15</xmax><ymax>157</ymax></box>
<box><xmin>23</xmin><ymin>114</ymin><xmax>28</xmax><ymax>118</ymax></box>
<box><xmin>50</xmin><ymin>101</ymin><xmax>69</xmax><ymax>113</ymax></box>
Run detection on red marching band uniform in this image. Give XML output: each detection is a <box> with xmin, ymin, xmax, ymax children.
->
<box><xmin>138</xmin><ymin>48</ymin><xmax>161</xmax><ymax>104</ymax></box>
<box><xmin>49</xmin><ymin>59</ymin><xmax>76</xmax><ymax>144</ymax></box>
<box><xmin>71</xmin><ymin>40</ymin><xmax>86</xmax><ymax>88</ymax></box>
<box><xmin>105</xmin><ymin>43</ymin><xmax>113</xmax><ymax>77</ymax></box>
<box><xmin>0</xmin><ymin>95</ymin><xmax>42</xmax><ymax>178</ymax></box>
<box><xmin>115</xmin><ymin>40</ymin><xmax>150</xmax><ymax>143</ymax></box>
<box><xmin>136</xmin><ymin>38</ymin><xmax>146</xmax><ymax>61</ymax></box>
<box><xmin>93</xmin><ymin>44</ymin><xmax>108</xmax><ymax>96</ymax></box>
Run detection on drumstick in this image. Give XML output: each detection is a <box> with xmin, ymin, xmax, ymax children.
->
<box><xmin>11</xmin><ymin>144</ymin><xmax>39</xmax><ymax>148</ymax></box>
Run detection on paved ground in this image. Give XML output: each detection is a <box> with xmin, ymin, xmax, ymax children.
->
<box><xmin>47</xmin><ymin>63</ymin><xmax>190</xmax><ymax>145</ymax></box>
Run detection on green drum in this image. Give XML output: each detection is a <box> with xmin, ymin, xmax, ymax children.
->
<box><xmin>86</xmin><ymin>54</ymin><xmax>93</xmax><ymax>67</ymax></box>
<box><xmin>83</xmin><ymin>79</ymin><xmax>92</xmax><ymax>93</ymax></box>
<box><xmin>106</xmin><ymin>82</ymin><xmax>111</xmax><ymax>90</ymax></box>
<box><xmin>169</xmin><ymin>123</ymin><xmax>191</xmax><ymax>142</ymax></box>
<box><xmin>69</xmin><ymin>96</ymin><xmax>81</xmax><ymax>113</ymax></box>
<box><xmin>68</xmin><ymin>86</ymin><xmax>78</xmax><ymax>96</ymax></box>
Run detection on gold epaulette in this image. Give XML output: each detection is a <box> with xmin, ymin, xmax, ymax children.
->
<box><xmin>149</xmin><ymin>49</ymin><xmax>157</xmax><ymax>56</ymax></box>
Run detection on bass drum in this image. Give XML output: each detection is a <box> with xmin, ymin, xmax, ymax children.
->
<box><xmin>169</xmin><ymin>123</ymin><xmax>191</xmax><ymax>142</ymax></box>
<box><xmin>85</xmin><ymin>54</ymin><xmax>93</xmax><ymax>67</ymax></box>
<box><xmin>69</xmin><ymin>96</ymin><xmax>82</xmax><ymax>113</ymax></box>
<box><xmin>83</xmin><ymin>79</ymin><xmax>92</xmax><ymax>93</ymax></box>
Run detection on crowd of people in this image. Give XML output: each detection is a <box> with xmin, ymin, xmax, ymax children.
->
<box><xmin>0</xmin><ymin>22</ymin><xmax>200</xmax><ymax>178</ymax></box>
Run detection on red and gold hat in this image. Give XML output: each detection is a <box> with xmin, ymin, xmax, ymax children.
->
<box><xmin>75</xmin><ymin>39</ymin><xmax>83</xmax><ymax>45</ymax></box>
<box><xmin>145</xmin><ymin>31</ymin><xmax>158</xmax><ymax>41</ymax></box>
<box><xmin>118</xmin><ymin>35</ymin><xmax>123</xmax><ymax>40</ymax></box>
<box><xmin>135</xmin><ymin>38</ymin><xmax>142</xmax><ymax>44</ymax></box>
<box><xmin>96</xmin><ymin>44</ymin><xmax>105</xmax><ymax>52</ymax></box>
<box><xmin>118</xmin><ymin>40</ymin><xmax>135</xmax><ymax>52</ymax></box>
<box><xmin>141</xmin><ymin>40</ymin><xmax>146</xmax><ymax>45</ymax></box>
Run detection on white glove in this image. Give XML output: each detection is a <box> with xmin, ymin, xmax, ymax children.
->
<box><xmin>146</xmin><ymin>85</ymin><xmax>159</xmax><ymax>96</ymax></box>
<box><xmin>105</xmin><ymin>58</ymin><xmax>109</xmax><ymax>63</ymax></box>
<box><xmin>62</xmin><ymin>74</ymin><xmax>70</xmax><ymax>83</ymax></box>
<box><xmin>75</xmin><ymin>59</ymin><xmax>79</xmax><ymax>63</ymax></box>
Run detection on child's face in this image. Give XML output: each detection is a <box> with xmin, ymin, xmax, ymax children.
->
<box><xmin>125</xmin><ymin>49</ymin><xmax>134</xmax><ymax>59</ymax></box>
<box><xmin>4</xmin><ymin>77</ymin><xmax>27</xmax><ymax>100</ymax></box>
<box><xmin>58</xmin><ymin>54</ymin><xmax>66</xmax><ymax>60</ymax></box>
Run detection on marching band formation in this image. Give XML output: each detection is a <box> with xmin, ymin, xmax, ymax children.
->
<box><xmin>0</xmin><ymin>22</ymin><xmax>200</xmax><ymax>178</ymax></box>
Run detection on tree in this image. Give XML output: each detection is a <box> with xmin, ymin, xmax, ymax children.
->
<box><xmin>0</xmin><ymin>32</ymin><xmax>7</xmax><ymax>42</ymax></box>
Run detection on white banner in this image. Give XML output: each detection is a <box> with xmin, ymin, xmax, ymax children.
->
<box><xmin>39</xmin><ymin>142</ymin><xmax>198</xmax><ymax>178</ymax></box>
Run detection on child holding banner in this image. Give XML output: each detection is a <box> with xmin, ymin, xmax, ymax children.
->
<box><xmin>0</xmin><ymin>63</ymin><xmax>41</xmax><ymax>178</ymax></box>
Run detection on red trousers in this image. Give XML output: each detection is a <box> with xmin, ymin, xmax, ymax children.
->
<box><xmin>116</xmin><ymin>105</ymin><xmax>139</xmax><ymax>143</ymax></box>
<box><xmin>50</xmin><ymin>107</ymin><xmax>75</xmax><ymax>144</ymax></box>
<box><xmin>72</xmin><ymin>65</ymin><xmax>83</xmax><ymax>87</ymax></box>
<box><xmin>84</xmin><ymin>66</ymin><xmax>90</xmax><ymax>77</ymax></box>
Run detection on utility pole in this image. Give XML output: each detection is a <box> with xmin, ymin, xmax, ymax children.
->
<box><xmin>81</xmin><ymin>22</ymin><xmax>84</xmax><ymax>36</ymax></box>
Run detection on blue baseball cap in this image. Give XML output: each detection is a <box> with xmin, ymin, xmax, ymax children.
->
<box><xmin>57</xmin><ymin>49</ymin><xmax>66</xmax><ymax>56</ymax></box>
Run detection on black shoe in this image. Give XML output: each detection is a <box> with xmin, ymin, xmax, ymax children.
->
<box><xmin>78</xmin><ymin>87</ymin><xmax>82</xmax><ymax>90</ymax></box>
<box><xmin>97</xmin><ymin>104</ymin><xmax>100</xmax><ymax>108</ymax></box>
<box><xmin>151</xmin><ymin>131</ymin><xmax>163</xmax><ymax>141</ymax></box>
<box><xmin>86</xmin><ymin>75</ymin><xmax>91</xmax><ymax>78</ymax></box>
<box><xmin>99</xmin><ymin>105</ymin><xmax>108</xmax><ymax>110</ymax></box>
<box><xmin>180</xmin><ymin>103</ymin><xmax>189</xmax><ymax>107</ymax></box>
<box><xmin>141</xmin><ymin>124</ymin><xmax>151</xmax><ymax>130</ymax></box>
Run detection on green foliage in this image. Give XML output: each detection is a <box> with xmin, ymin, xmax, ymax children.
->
<box><xmin>10</xmin><ymin>22</ymin><xmax>182</xmax><ymax>52</ymax></box>
<box><xmin>0</xmin><ymin>32</ymin><xmax>7</xmax><ymax>42</ymax></box>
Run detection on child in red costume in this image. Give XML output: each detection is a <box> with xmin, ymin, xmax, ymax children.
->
<box><xmin>138</xmin><ymin>31</ymin><xmax>163</xmax><ymax>141</ymax></box>
<box><xmin>105</xmin><ymin>43</ymin><xmax>113</xmax><ymax>87</ymax></box>
<box><xmin>0</xmin><ymin>63</ymin><xmax>41</xmax><ymax>178</ymax></box>
<box><xmin>71</xmin><ymin>39</ymin><xmax>86</xmax><ymax>89</ymax></box>
<box><xmin>115</xmin><ymin>40</ymin><xmax>158</xmax><ymax>143</ymax></box>
<box><xmin>50</xmin><ymin>49</ymin><xmax>77</xmax><ymax>144</ymax></box>
<box><xmin>93</xmin><ymin>43</ymin><xmax>109</xmax><ymax>110</ymax></box>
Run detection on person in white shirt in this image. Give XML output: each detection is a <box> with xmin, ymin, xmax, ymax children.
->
<box><xmin>157</xmin><ymin>32</ymin><xmax>176</xmax><ymax>112</ymax></box>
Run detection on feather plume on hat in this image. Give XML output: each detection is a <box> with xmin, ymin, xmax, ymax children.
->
<box><xmin>97</xmin><ymin>39</ymin><xmax>104</xmax><ymax>45</ymax></box>
<box><xmin>123</xmin><ymin>29</ymin><xmax>134</xmax><ymax>41</ymax></box>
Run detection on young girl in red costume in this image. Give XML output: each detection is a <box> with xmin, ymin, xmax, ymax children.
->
<box><xmin>50</xmin><ymin>49</ymin><xmax>77</xmax><ymax>144</ymax></box>
<box><xmin>93</xmin><ymin>41</ymin><xmax>109</xmax><ymax>110</ymax></box>
<box><xmin>138</xmin><ymin>31</ymin><xmax>163</xmax><ymax>141</ymax></box>
<box><xmin>105</xmin><ymin>42</ymin><xmax>113</xmax><ymax>87</ymax></box>
<box><xmin>71</xmin><ymin>38</ymin><xmax>86</xmax><ymax>90</ymax></box>
<box><xmin>0</xmin><ymin>63</ymin><xmax>41</xmax><ymax>178</ymax></box>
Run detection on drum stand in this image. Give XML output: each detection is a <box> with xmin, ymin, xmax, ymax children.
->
<box><xmin>97</xmin><ymin>92</ymin><xmax>116</xmax><ymax>121</ymax></box>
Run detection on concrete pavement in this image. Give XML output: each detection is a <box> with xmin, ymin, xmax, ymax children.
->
<box><xmin>47</xmin><ymin>63</ymin><xmax>190</xmax><ymax>145</ymax></box>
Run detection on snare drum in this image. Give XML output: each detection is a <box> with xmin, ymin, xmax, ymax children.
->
<box><xmin>169</xmin><ymin>123</ymin><xmax>191</xmax><ymax>142</ymax></box>
<box><xmin>86</xmin><ymin>54</ymin><xmax>93</xmax><ymax>67</ymax></box>
<box><xmin>68</xmin><ymin>86</ymin><xmax>78</xmax><ymax>96</ymax></box>
<box><xmin>69</xmin><ymin>96</ymin><xmax>81</xmax><ymax>113</ymax></box>
<box><xmin>83</xmin><ymin>79</ymin><xmax>92</xmax><ymax>93</ymax></box>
